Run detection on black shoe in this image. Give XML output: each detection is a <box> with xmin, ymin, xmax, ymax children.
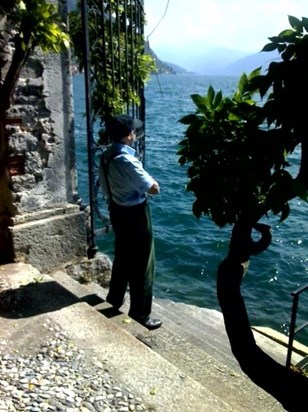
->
<box><xmin>141</xmin><ymin>318</ymin><xmax>162</xmax><ymax>330</ymax></box>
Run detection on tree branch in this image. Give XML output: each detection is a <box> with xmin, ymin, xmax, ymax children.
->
<box><xmin>217</xmin><ymin>224</ymin><xmax>308</xmax><ymax>411</ymax></box>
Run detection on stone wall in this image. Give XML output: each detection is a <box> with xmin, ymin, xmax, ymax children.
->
<box><xmin>0</xmin><ymin>1</ymin><xmax>87</xmax><ymax>272</ymax></box>
<box><xmin>9</xmin><ymin>51</ymin><xmax>78</xmax><ymax>212</ymax></box>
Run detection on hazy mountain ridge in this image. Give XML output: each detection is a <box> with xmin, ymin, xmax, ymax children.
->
<box><xmin>152</xmin><ymin>48</ymin><xmax>281</xmax><ymax>76</ymax></box>
<box><xmin>220</xmin><ymin>50</ymin><xmax>280</xmax><ymax>76</ymax></box>
<box><xmin>161</xmin><ymin>61</ymin><xmax>192</xmax><ymax>74</ymax></box>
<box><xmin>145</xmin><ymin>43</ymin><xmax>177</xmax><ymax>74</ymax></box>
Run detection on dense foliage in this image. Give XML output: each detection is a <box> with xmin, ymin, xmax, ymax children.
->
<box><xmin>178</xmin><ymin>16</ymin><xmax>308</xmax><ymax>228</ymax></box>
<box><xmin>69</xmin><ymin>0</ymin><xmax>155</xmax><ymax>122</ymax></box>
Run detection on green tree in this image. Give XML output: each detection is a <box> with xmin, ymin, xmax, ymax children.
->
<box><xmin>178</xmin><ymin>15</ymin><xmax>308</xmax><ymax>229</ymax></box>
<box><xmin>178</xmin><ymin>16</ymin><xmax>308</xmax><ymax>408</ymax></box>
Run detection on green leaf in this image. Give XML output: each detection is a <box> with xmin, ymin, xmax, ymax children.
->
<box><xmin>177</xmin><ymin>146</ymin><xmax>188</xmax><ymax>156</ymax></box>
<box><xmin>288</xmin><ymin>15</ymin><xmax>303</xmax><ymax>33</ymax></box>
<box><xmin>213</xmin><ymin>90</ymin><xmax>222</xmax><ymax>108</ymax></box>
<box><xmin>279</xmin><ymin>203</ymin><xmax>290</xmax><ymax>223</ymax></box>
<box><xmin>261</xmin><ymin>43</ymin><xmax>278</xmax><ymax>52</ymax></box>
<box><xmin>191</xmin><ymin>93</ymin><xmax>206</xmax><ymax>105</ymax></box>
<box><xmin>192</xmin><ymin>200</ymin><xmax>202</xmax><ymax>219</ymax></box>
<box><xmin>63</xmin><ymin>38</ymin><xmax>70</xmax><ymax>49</ymax></box>
<box><xmin>18</xmin><ymin>1</ymin><xmax>26</xmax><ymax>10</ymax></box>
<box><xmin>302</xmin><ymin>17</ymin><xmax>308</xmax><ymax>31</ymax></box>
<box><xmin>178</xmin><ymin>155</ymin><xmax>186</xmax><ymax>166</ymax></box>
<box><xmin>277</xmin><ymin>29</ymin><xmax>296</xmax><ymax>40</ymax></box>
<box><xmin>179</xmin><ymin>114</ymin><xmax>199</xmax><ymax>125</ymax></box>
<box><xmin>177</xmin><ymin>139</ymin><xmax>188</xmax><ymax>147</ymax></box>
<box><xmin>149</xmin><ymin>387</ymin><xmax>159</xmax><ymax>396</ymax></box>
<box><xmin>268</xmin><ymin>36</ymin><xmax>282</xmax><ymax>43</ymax></box>
<box><xmin>207</xmin><ymin>85</ymin><xmax>215</xmax><ymax>105</ymax></box>
<box><xmin>248</xmin><ymin>67</ymin><xmax>261</xmax><ymax>80</ymax></box>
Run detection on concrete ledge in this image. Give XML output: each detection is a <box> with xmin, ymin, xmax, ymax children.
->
<box><xmin>9</xmin><ymin>208</ymin><xmax>87</xmax><ymax>272</ymax></box>
<box><xmin>252</xmin><ymin>326</ymin><xmax>308</xmax><ymax>358</ymax></box>
<box><xmin>10</xmin><ymin>204</ymin><xmax>81</xmax><ymax>225</ymax></box>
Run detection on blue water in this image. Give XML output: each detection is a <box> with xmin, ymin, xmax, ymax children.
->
<box><xmin>73</xmin><ymin>74</ymin><xmax>308</xmax><ymax>345</ymax></box>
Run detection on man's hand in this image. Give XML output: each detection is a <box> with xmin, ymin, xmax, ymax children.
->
<box><xmin>148</xmin><ymin>181</ymin><xmax>160</xmax><ymax>195</ymax></box>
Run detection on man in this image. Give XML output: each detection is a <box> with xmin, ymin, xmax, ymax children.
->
<box><xmin>99</xmin><ymin>114</ymin><xmax>162</xmax><ymax>330</ymax></box>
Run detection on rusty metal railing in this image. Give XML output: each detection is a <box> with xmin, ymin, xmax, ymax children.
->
<box><xmin>286</xmin><ymin>284</ymin><xmax>308</xmax><ymax>368</ymax></box>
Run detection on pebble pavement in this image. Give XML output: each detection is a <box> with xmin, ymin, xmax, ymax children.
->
<box><xmin>0</xmin><ymin>319</ymin><xmax>150</xmax><ymax>412</ymax></box>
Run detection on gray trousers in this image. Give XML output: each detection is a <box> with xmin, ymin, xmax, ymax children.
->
<box><xmin>107</xmin><ymin>200</ymin><xmax>155</xmax><ymax>321</ymax></box>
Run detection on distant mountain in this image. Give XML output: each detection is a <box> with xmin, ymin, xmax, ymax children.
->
<box><xmin>149</xmin><ymin>46</ymin><xmax>282</xmax><ymax>77</ymax></box>
<box><xmin>219</xmin><ymin>50</ymin><xmax>281</xmax><ymax>76</ymax></box>
<box><xmin>152</xmin><ymin>45</ymin><xmax>250</xmax><ymax>75</ymax></box>
<box><xmin>186</xmin><ymin>48</ymin><xmax>249</xmax><ymax>75</ymax></box>
<box><xmin>145</xmin><ymin>43</ymin><xmax>176</xmax><ymax>74</ymax></box>
<box><xmin>162</xmin><ymin>61</ymin><xmax>191</xmax><ymax>74</ymax></box>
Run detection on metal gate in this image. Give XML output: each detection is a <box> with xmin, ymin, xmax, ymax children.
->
<box><xmin>80</xmin><ymin>0</ymin><xmax>146</xmax><ymax>257</ymax></box>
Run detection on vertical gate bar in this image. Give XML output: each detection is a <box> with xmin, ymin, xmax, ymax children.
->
<box><xmin>108</xmin><ymin>0</ymin><xmax>116</xmax><ymax>100</ymax></box>
<box><xmin>134</xmin><ymin>0</ymin><xmax>139</xmax><ymax>119</ymax></box>
<box><xmin>138</xmin><ymin>1</ymin><xmax>145</xmax><ymax>123</ymax></box>
<box><xmin>124</xmin><ymin>0</ymin><xmax>129</xmax><ymax>114</ymax></box>
<box><xmin>135</xmin><ymin>1</ymin><xmax>140</xmax><ymax>119</ymax></box>
<box><xmin>81</xmin><ymin>0</ymin><xmax>98</xmax><ymax>257</ymax></box>
<box><xmin>138</xmin><ymin>1</ymin><xmax>145</xmax><ymax>163</ymax></box>
<box><xmin>129</xmin><ymin>0</ymin><xmax>135</xmax><ymax>117</ymax></box>
<box><xmin>116</xmin><ymin>0</ymin><xmax>123</xmax><ymax>103</ymax></box>
<box><xmin>101</xmin><ymin>0</ymin><xmax>108</xmax><ymax>118</ymax></box>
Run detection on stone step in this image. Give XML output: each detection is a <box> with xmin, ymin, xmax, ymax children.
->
<box><xmin>50</xmin><ymin>302</ymin><xmax>232</xmax><ymax>412</ymax></box>
<box><xmin>0</xmin><ymin>263</ymin><xmax>231</xmax><ymax>412</ymax></box>
<box><xmin>151</xmin><ymin>298</ymin><xmax>240</xmax><ymax>372</ymax></box>
<box><xmin>51</xmin><ymin>270</ymin><xmax>286</xmax><ymax>411</ymax></box>
<box><xmin>3</xmin><ymin>263</ymin><xmax>307</xmax><ymax>412</ymax></box>
<box><xmin>63</xmin><ymin>271</ymin><xmax>297</xmax><ymax>370</ymax></box>
<box><xmin>51</xmin><ymin>271</ymin><xmax>238</xmax><ymax>370</ymax></box>
<box><xmin>111</xmin><ymin>307</ymin><xmax>285</xmax><ymax>412</ymax></box>
<box><xmin>153</xmin><ymin>298</ymin><xmax>296</xmax><ymax>368</ymax></box>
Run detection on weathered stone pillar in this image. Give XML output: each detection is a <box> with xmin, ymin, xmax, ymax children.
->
<box><xmin>0</xmin><ymin>2</ymin><xmax>87</xmax><ymax>272</ymax></box>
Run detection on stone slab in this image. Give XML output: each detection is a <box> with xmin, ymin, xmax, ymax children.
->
<box><xmin>9</xmin><ymin>208</ymin><xmax>87</xmax><ymax>272</ymax></box>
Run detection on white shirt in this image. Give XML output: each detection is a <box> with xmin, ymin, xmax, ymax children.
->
<box><xmin>99</xmin><ymin>143</ymin><xmax>155</xmax><ymax>206</ymax></box>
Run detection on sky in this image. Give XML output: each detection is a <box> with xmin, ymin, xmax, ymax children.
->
<box><xmin>144</xmin><ymin>0</ymin><xmax>308</xmax><ymax>68</ymax></box>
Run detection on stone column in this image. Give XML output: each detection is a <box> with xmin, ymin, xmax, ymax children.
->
<box><xmin>0</xmin><ymin>2</ymin><xmax>87</xmax><ymax>272</ymax></box>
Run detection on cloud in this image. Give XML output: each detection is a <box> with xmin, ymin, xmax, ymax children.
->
<box><xmin>144</xmin><ymin>0</ymin><xmax>308</xmax><ymax>54</ymax></box>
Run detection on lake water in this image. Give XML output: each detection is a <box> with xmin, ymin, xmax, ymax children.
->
<box><xmin>73</xmin><ymin>73</ymin><xmax>308</xmax><ymax>346</ymax></box>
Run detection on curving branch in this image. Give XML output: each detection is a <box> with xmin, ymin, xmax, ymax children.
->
<box><xmin>0</xmin><ymin>39</ymin><xmax>31</xmax><ymax>118</ymax></box>
<box><xmin>217</xmin><ymin>223</ymin><xmax>308</xmax><ymax>412</ymax></box>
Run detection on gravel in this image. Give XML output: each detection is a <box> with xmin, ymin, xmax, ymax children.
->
<box><xmin>0</xmin><ymin>319</ymin><xmax>151</xmax><ymax>412</ymax></box>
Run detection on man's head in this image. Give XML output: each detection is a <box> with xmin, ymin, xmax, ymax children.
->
<box><xmin>106</xmin><ymin>114</ymin><xmax>143</xmax><ymax>142</ymax></box>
